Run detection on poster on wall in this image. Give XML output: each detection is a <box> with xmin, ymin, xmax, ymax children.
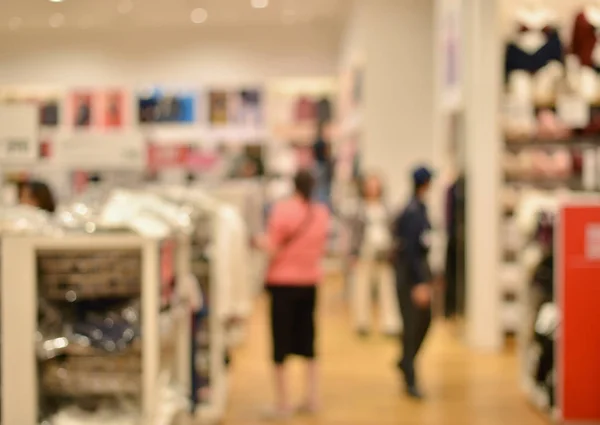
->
<box><xmin>0</xmin><ymin>88</ymin><xmax>62</xmax><ymax>127</ymax></box>
<box><xmin>230</xmin><ymin>89</ymin><xmax>263</xmax><ymax>127</ymax></box>
<box><xmin>71</xmin><ymin>91</ymin><xmax>94</xmax><ymax>128</ymax></box>
<box><xmin>209</xmin><ymin>91</ymin><xmax>228</xmax><ymax>125</ymax></box>
<box><xmin>0</xmin><ymin>104</ymin><xmax>39</xmax><ymax>164</ymax></box>
<box><xmin>209</xmin><ymin>89</ymin><xmax>263</xmax><ymax>128</ymax></box>
<box><xmin>98</xmin><ymin>89</ymin><xmax>126</xmax><ymax>129</ymax></box>
<box><xmin>440</xmin><ymin>0</ymin><xmax>462</xmax><ymax>109</ymax></box>
<box><xmin>137</xmin><ymin>88</ymin><xmax>196</xmax><ymax>124</ymax></box>
<box><xmin>271</xmin><ymin>94</ymin><xmax>334</xmax><ymax>145</ymax></box>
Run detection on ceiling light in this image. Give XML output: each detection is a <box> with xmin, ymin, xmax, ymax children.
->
<box><xmin>49</xmin><ymin>13</ymin><xmax>65</xmax><ymax>28</ymax></box>
<box><xmin>251</xmin><ymin>0</ymin><xmax>269</xmax><ymax>9</ymax></box>
<box><xmin>49</xmin><ymin>0</ymin><xmax>64</xmax><ymax>3</ymax></box>
<box><xmin>8</xmin><ymin>17</ymin><xmax>23</xmax><ymax>31</ymax></box>
<box><xmin>190</xmin><ymin>8</ymin><xmax>208</xmax><ymax>24</ymax></box>
<box><xmin>117</xmin><ymin>0</ymin><xmax>134</xmax><ymax>15</ymax></box>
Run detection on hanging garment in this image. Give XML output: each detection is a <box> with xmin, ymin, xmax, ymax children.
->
<box><xmin>294</xmin><ymin>96</ymin><xmax>317</xmax><ymax>122</ymax></box>
<box><xmin>213</xmin><ymin>205</ymin><xmax>252</xmax><ymax>321</ymax></box>
<box><xmin>505</xmin><ymin>26</ymin><xmax>564</xmax><ymax>81</ymax></box>
<box><xmin>444</xmin><ymin>181</ymin><xmax>458</xmax><ymax>318</ymax></box>
<box><xmin>316</xmin><ymin>97</ymin><xmax>332</xmax><ymax>124</ymax></box>
<box><xmin>571</xmin><ymin>11</ymin><xmax>600</xmax><ymax>71</ymax></box>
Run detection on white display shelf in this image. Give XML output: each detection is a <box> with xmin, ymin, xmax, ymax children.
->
<box><xmin>0</xmin><ymin>232</ymin><xmax>190</xmax><ymax>425</ymax></box>
<box><xmin>190</xmin><ymin>212</ymin><xmax>227</xmax><ymax>422</ymax></box>
<box><xmin>195</xmin><ymin>373</ymin><xmax>229</xmax><ymax>425</ymax></box>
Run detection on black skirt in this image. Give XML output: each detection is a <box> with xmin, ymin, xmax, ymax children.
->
<box><xmin>267</xmin><ymin>284</ymin><xmax>317</xmax><ymax>364</ymax></box>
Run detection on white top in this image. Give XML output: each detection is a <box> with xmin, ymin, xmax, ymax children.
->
<box><xmin>213</xmin><ymin>205</ymin><xmax>252</xmax><ymax>321</ymax></box>
<box><xmin>362</xmin><ymin>203</ymin><xmax>392</xmax><ymax>256</ymax></box>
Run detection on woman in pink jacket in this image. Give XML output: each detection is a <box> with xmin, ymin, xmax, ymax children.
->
<box><xmin>255</xmin><ymin>170</ymin><xmax>330</xmax><ymax>419</ymax></box>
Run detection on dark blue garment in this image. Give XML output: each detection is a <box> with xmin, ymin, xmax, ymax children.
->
<box><xmin>445</xmin><ymin>182</ymin><xmax>457</xmax><ymax>238</ymax></box>
<box><xmin>393</xmin><ymin>197</ymin><xmax>432</xmax><ymax>287</ymax></box>
<box><xmin>504</xmin><ymin>28</ymin><xmax>564</xmax><ymax>83</ymax></box>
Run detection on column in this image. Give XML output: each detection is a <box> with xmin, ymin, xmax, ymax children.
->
<box><xmin>360</xmin><ymin>0</ymin><xmax>436</xmax><ymax>206</ymax></box>
<box><xmin>463</xmin><ymin>0</ymin><xmax>503</xmax><ymax>350</ymax></box>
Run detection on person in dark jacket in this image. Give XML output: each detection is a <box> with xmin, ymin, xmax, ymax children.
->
<box><xmin>392</xmin><ymin>165</ymin><xmax>434</xmax><ymax>399</ymax></box>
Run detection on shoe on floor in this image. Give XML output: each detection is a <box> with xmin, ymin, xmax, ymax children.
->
<box><xmin>406</xmin><ymin>386</ymin><xmax>425</xmax><ymax>400</ymax></box>
<box><xmin>261</xmin><ymin>407</ymin><xmax>292</xmax><ymax>421</ymax></box>
<box><xmin>357</xmin><ymin>329</ymin><xmax>370</xmax><ymax>338</ymax></box>
<box><xmin>295</xmin><ymin>403</ymin><xmax>319</xmax><ymax>415</ymax></box>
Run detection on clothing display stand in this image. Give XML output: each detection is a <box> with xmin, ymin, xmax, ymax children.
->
<box><xmin>0</xmin><ymin>232</ymin><xmax>188</xmax><ymax>425</ymax></box>
<box><xmin>151</xmin><ymin>185</ymin><xmax>253</xmax><ymax>424</ymax></box>
<box><xmin>500</xmin><ymin>0</ymin><xmax>600</xmax><ymax>336</ymax></box>
<box><xmin>190</xmin><ymin>210</ymin><xmax>227</xmax><ymax>424</ymax></box>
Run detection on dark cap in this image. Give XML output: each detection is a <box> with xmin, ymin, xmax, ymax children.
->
<box><xmin>412</xmin><ymin>165</ymin><xmax>434</xmax><ymax>186</ymax></box>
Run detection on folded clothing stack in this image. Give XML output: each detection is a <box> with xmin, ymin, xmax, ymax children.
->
<box><xmin>48</xmin><ymin>401</ymin><xmax>139</xmax><ymax>425</ymax></box>
<box><xmin>71</xmin><ymin>315</ymin><xmax>139</xmax><ymax>353</ymax></box>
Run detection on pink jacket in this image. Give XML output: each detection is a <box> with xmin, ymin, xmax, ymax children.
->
<box><xmin>266</xmin><ymin>197</ymin><xmax>330</xmax><ymax>285</ymax></box>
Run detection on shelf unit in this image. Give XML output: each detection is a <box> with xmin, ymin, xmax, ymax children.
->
<box><xmin>502</xmin><ymin>132</ymin><xmax>600</xmax><ymax>416</ymax></box>
<box><xmin>501</xmin><ymin>135</ymin><xmax>600</xmax><ymax>336</ymax></box>
<box><xmin>1</xmin><ymin>232</ymin><xmax>190</xmax><ymax>425</ymax></box>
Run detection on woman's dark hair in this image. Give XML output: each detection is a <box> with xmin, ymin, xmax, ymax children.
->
<box><xmin>21</xmin><ymin>180</ymin><xmax>56</xmax><ymax>213</ymax></box>
<box><xmin>294</xmin><ymin>170</ymin><xmax>315</xmax><ymax>201</ymax></box>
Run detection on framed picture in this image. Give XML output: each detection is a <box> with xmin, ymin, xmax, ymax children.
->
<box><xmin>101</xmin><ymin>90</ymin><xmax>125</xmax><ymax>128</ymax></box>
<box><xmin>71</xmin><ymin>91</ymin><xmax>94</xmax><ymax>128</ymax></box>
<box><xmin>138</xmin><ymin>88</ymin><xmax>196</xmax><ymax>124</ymax></box>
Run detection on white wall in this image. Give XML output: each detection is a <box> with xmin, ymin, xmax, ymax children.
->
<box><xmin>0</xmin><ymin>24</ymin><xmax>342</xmax><ymax>85</ymax></box>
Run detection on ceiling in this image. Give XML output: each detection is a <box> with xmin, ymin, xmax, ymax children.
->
<box><xmin>1</xmin><ymin>0</ymin><xmax>348</xmax><ymax>31</ymax></box>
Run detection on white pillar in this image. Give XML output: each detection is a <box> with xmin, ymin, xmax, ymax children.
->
<box><xmin>360</xmin><ymin>0</ymin><xmax>435</xmax><ymax>207</ymax></box>
<box><xmin>463</xmin><ymin>0</ymin><xmax>503</xmax><ymax>350</ymax></box>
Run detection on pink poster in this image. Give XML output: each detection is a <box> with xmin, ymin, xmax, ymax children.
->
<box><xmin>71</xmin><ymin>91</ymin><xmax>95</xmax><ymax>128</ymax></box>
<box><xmin>98</xmin><ymin>90</ymin><xmax>125</xmax><ymax>129</ymax></box>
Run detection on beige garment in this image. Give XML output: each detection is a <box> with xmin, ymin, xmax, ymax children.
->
<box><xmin>352</xmin><ymin>259</ymin><xmax>401</xmax><ymax>334</ymax></box>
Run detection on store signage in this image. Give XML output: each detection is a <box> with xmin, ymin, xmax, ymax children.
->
<box><xmin>557</xmin><ymin>204</ymin><xmax>600</xmax><ymax>422</ymax></box>
<box><xmin>0</xmin><ymin>104</ymin><xmax>38</xmax><ymax>164</ymax></box>
<box><xmin>54</xmin><ymin>132</ymin><xmax>145</xmax><ymax>170</ymax></box>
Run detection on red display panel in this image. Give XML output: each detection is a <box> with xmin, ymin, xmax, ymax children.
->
<box><xmin>558</xmin><ymin>204</ymin><xmax>600</xmax><ymax>422</ymax></box>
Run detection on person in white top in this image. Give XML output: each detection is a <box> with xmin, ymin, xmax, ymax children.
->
<box><xmin>349</xmin><ymin>173</ymin><xmax>401</xmax><ymax>337</ymax></box>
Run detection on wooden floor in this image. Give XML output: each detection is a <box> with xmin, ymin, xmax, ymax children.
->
<box><xmin>223</xmin><ymin>277</ymin><xmax>550</xmax><ymax>425</ymax></box>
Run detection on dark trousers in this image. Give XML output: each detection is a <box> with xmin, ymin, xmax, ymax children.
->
<box><xmin>268</xmin><ymin>285</ymin><xmax>317</xmax><ymax>365</ymax></box>
<box><xmin>396</xmin><ymin>265</ymin><xmax>432</xmax><ymax>387</ymax></box>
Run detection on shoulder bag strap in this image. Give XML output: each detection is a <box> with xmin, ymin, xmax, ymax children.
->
<box><xmin>272</xmin><ymin>204</ymin><xmax>314</xmax><ymax>259</ymax></box>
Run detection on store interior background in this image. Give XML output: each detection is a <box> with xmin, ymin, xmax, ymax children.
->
<box><xmin>0</xmin><ymin>0</ymin><xmax>599</xmax><ymax>423</ymax></box>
